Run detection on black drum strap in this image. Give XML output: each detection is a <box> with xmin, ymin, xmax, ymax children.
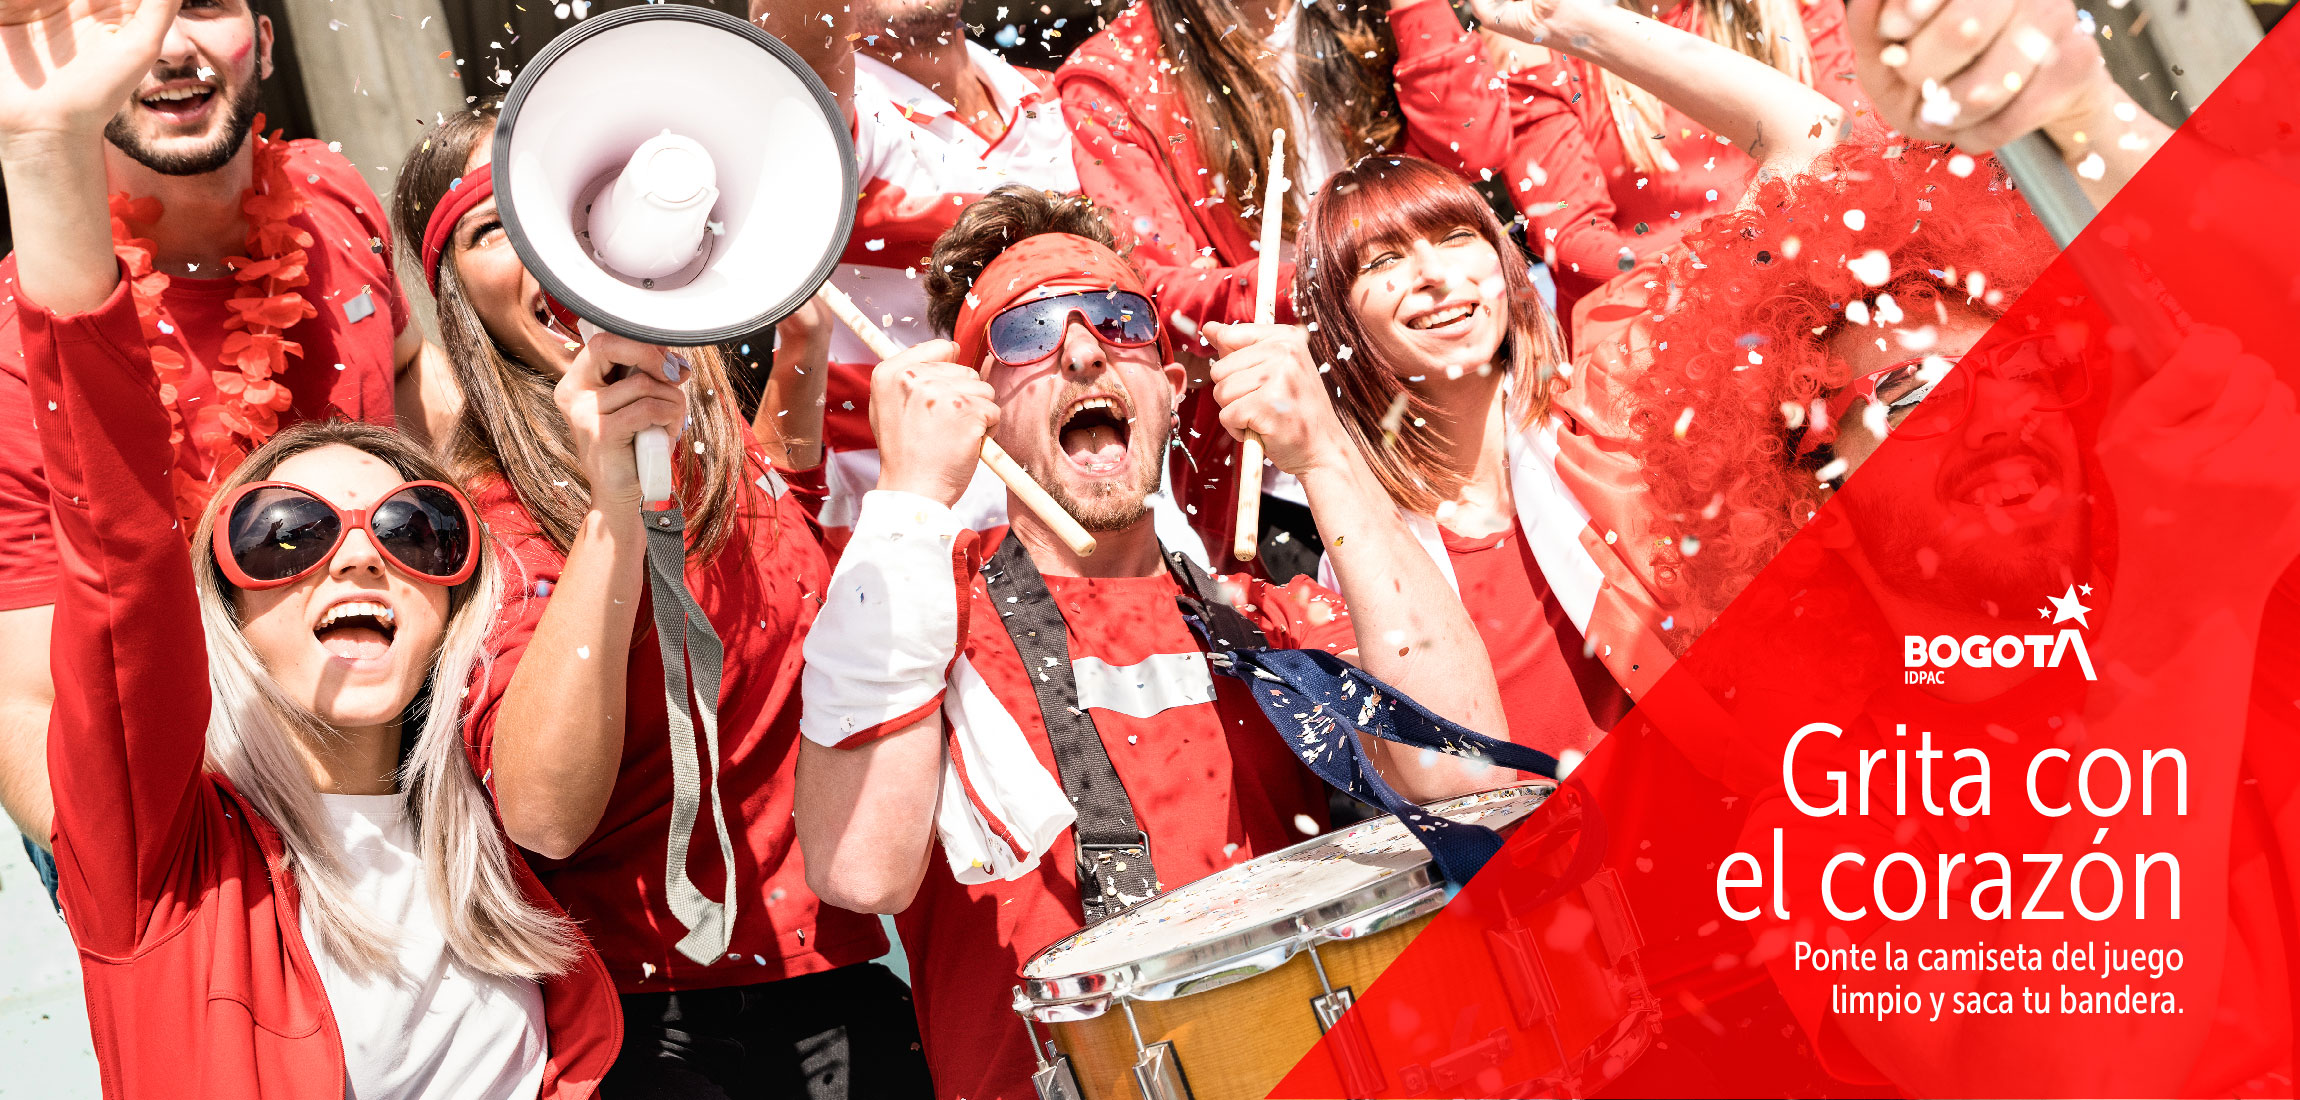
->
<box><xmin>1162</xmin><ymin>548</ymin><xmax>1268</xmax><ymax>656</ymax></box>
<box><xmin>983</xmin><ymin>534</ymin><xmax>1159</xmax><ymax>924</ymax></box>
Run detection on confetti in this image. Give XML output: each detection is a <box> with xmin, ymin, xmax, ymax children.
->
<box><xmin>1847</xmin><ymin>250</ymin><xmax>1892</xmax><ymax>287</ymax></box>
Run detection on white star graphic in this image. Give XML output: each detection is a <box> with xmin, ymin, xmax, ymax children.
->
<box><xmin>2046</xmin><ymin>585</ymin><xmax>2092</xmax><ymax>628</ymax></box>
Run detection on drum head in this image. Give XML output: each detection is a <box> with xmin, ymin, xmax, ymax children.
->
<box><xmin>1022</xmin><ymin>785</ymin><xmax>1554</xmax><ymax>1016</ymax></box>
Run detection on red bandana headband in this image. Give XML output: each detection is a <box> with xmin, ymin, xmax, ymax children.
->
<box><xmin>421</xmin><ymin>163</ymin><xmax>493</xmax><ymax>295</ymax></box>
<box><xmin>953</xmin><ymin>232</ymin><xmax>1169</xmax><ymax>372</ymax></box>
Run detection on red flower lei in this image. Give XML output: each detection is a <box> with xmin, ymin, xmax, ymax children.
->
<box><xmin>109</xmin><ymin>117</ymin><xmax>317</xmax><ymax>523</ymax></box>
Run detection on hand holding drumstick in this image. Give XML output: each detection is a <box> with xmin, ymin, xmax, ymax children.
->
<box><xmin>819</xmin><ymin>284</ymin><xmax>1098</xmax><ymax>557</ymax></box>
<box><xmin>1233</xmin><ymin>128</ymin><xmax>1290</xmax><ymax>563</ymax></box>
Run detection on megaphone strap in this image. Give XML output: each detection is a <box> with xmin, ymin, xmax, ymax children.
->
<box><xmin>644</xmin><ymin>508</ymin><xmax>741</xmax><ymax>965</ymax></box>
<box><xmin>422</xmin><ymin>163</ymin><xmax>494</xmax><ymax>295</ymax></box>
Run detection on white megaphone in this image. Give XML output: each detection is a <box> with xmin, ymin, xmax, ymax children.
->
<box><xmin>493</xmin><ymin>4</ymin><xmax>857</xmax><ymax>506</ymax></box>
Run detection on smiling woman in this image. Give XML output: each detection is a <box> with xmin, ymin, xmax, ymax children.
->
<box><xmin>0</xmin><ymin>0</ymin><xmax>623</xmax><ymax>1086</ymax></box>
<box><xmin>1294</xmin><ymin>155</ymin><xmax>1631</xmax><ymax>760</ymax></box>
<box><xmin>24</xmin><ymin>369</ymin><xmax>619</xmax><ymax>1100</ymax></box>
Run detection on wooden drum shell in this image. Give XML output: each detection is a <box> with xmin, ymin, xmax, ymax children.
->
<box><xmin>1048</xmin><ymin>914</ymin><xmax>1436</xmax><ymax>1100</ymax></box>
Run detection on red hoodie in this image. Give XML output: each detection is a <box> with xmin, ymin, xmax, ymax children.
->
<box><xmin>1057</xmin><ymin>0</ymin><xmax>1512</xmax><ymax>564</ymax></box>
<box><xmin>24</xmin><ymin>274</ymin><xmax>620</xmax><ymax>1100</ymax></box>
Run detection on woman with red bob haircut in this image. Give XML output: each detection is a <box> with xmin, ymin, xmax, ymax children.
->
<box><xmin>1294</xmin><ymin>154</ymin><xmax>1629</xmax><ymax>757</ymax></box>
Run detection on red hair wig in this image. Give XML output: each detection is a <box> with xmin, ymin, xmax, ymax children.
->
<box><xmin>1627</xmin><ymin>141</ymin><xmax>2056</xmax><ymax>626</ymax></box>
<box><xmin>1295</xmin><ymin>156</ymin><xmax>1564</xmax><ymax>513</ymax></box>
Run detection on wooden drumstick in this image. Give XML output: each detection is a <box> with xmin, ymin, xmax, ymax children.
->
<box><xmin>816</xmin><ymin>282</ymin><xmax>1098</xmax><ymax>558</ymax></box>
<box><xmin>1233</xmin><ymin>128</ymin><xmax>1289</xmax><ymax>564</ymax></box>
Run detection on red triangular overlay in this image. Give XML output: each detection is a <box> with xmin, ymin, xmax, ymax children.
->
<box><xmin>1274</xmin><ymin>19</ymin><xmax>2300</xmax><ymax>1100</ymax></box>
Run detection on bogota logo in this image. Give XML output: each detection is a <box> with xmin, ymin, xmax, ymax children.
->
<box><xmin>1905</xmin><ymin>585</ymin><xmax>2097</xmax><ymax>684</ymax></box>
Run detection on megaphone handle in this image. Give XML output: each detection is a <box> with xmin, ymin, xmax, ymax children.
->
<box><xmin>818</xmin><ymin>283</ymin><xmax>1098</xmax><ymax>558</ymax></box>
<box><xmin>634</xmin><ymin>427</ymin><xmax>675</xmax><ymax>509</ymax></box>
<box><xmin>576</xmin><ymin>320</ymin><xmax>678</xmax><ymax>508</ymax></box>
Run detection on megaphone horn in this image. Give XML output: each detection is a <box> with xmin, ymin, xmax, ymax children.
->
<box><xmin>494</xmin><ymin>4</ymin><xmax>857</xmax><ymax>505</ymax></box>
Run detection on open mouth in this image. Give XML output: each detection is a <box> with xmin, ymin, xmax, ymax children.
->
<box><xmin>1406</xmin><ymin>301</ymin><xmax>1479</xmax><ymax>331</ymax></box>
<box><xmin>1057</xmin><ymin>394</ymin><xmax>1132</xmax><ymax>476</ymax></box>
<box><xmin>138</xmin><ymin>81</ymin><xmax>217</xmax><ymax>123</ymax></box>
<box><xmin>1948</xmin><ymin>454</ymin><xmax>2054</xmax><ymax>510</ymax></box>
<box><xmin>314</xmin><ymin>599</ymin><xmax>398</xmax><ymax>662</ymax></box>
<box><xmin>531</xmin><ymin>296</ymin><xmax>580</xmax><ymax>342</ymax></box>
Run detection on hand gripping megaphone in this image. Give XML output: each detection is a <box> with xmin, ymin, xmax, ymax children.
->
<box><xmin>492</xmin><ymin>3</ymin><xmax>856</xmax><ymax>506</ymax></box>
<box><xmin>490</xmin><ymin>3</ymin><xmax>855</xmax><ymax>967</ymax></box>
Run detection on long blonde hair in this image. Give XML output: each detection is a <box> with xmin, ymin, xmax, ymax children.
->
<box><xmin>190</xmin><ymin>420</ymin><xmax>578</xmax><ymax>981</ymax></box>
<box><xmin>1604</xmin><ymin>0</ymin><xmax>1815</xmax><ymax>174</ymax></box>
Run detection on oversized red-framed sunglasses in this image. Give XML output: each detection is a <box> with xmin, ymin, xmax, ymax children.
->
<box><xmin>214</xmin><ymin>480</ymin><xmax>479</xmax><ymax>590</ymax></box>
<box><xmin>986</xmin><ymin>290</ymin><xmax>1160</xmax><ymax>367</ymax></box>
<box><xmin>1831</xmin><ymin>334</ymin><xmax>2091</xmax><ymax>441</ymax></box>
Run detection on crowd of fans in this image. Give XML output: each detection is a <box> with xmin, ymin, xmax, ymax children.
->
<box><xmin>0</xmin><ymin>0</ymin><xmax>2218</xmax><ymax>1097</ymax></box>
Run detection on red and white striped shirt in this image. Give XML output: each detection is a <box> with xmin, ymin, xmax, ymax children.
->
<box><xmin>819</xmin><ymin>45</ymin><xmax>1082</xmax><ymax>547</ymax></box>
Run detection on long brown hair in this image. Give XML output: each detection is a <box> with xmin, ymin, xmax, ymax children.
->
<box><xmin>390</xmin><ymin>106</ymin><xmax>749</xmax><ymax>560</ymax></box>
<box><xmin>192</xmin><ymin>419</ymin><xmax>577</xmax><ymax>981</ymax></box>
<box><xmin>1295</xmin><ymin>156</ymin><xmax>1563</xmax><ymax>514</ymax></box>
<box><xmin>1150</xmin><ymin>0</ymin><xmax>1406</xmax><ymax>235</ymax></box>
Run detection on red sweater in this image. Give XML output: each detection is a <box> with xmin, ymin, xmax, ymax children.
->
<box><xmin>26</xmin><ymin>276</ymin><xmax>620</xmax><ymax>1100</ymax></box>
<box><xmin>1059</xmin><ymin>0</ymin><xmax>1514</xmax><ymax>565</ymax></box>
<box><xmin>1500</xmin><ymin>0</ymin><xmax>1860</xmax><ymax>334</ymax></box>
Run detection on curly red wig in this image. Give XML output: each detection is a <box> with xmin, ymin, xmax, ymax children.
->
<box><xmin>1627</xmin><ymin>140</ymin><xmax>2056</xmax><ymax>626</ymax></box>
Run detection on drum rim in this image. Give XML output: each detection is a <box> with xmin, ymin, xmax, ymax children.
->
<box><xmin>1017</xmin><ymin>783</ymin><xmax>1555</xmax><ymax>1019</ymax></box>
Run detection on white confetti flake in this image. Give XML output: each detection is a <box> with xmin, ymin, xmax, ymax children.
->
<box><xmin>1862</xmin><ymin>397</ymin><xmax>1891</xmax><ymax>439</ymax></box>
<box><xmin>1919</xmin><ymin>79</ymin><xmax>1961</xmax><ymax>128</ymax></box>
<box><xmin>1848</xmin><ymin>250</ymin><xmax>1892</xmax><ymax>287</ymax></box>
<box><xmin>1843</xmin><ymin>209</ymin><xmax>1866</xmax><ymax>232</ymax></box>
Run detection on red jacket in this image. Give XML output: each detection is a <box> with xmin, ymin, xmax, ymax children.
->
<box><xmin>1499</xmin><ymin>0</ymin><xmax>1861</xmax><ymax>334</ymax></box>
<box><xmin>25</xmin><ymin>275</ymin><xmax>621</xmax><ymax>1100</ymax></box>
<box><xmin>1059</xmin><ymin>0</ymin><xmax>1511</xmax><ymax>565</ymax></box>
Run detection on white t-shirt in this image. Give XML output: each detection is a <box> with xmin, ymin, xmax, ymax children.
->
<box><xmin>301</xmin><ymin>793</ymin><xmax>549</xmax><ymax>1100</ymax></box>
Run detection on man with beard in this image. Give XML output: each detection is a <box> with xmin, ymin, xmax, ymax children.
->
<box><xmin>0</xmin><ymin>0</ymin><xmax>426</xmax><ymax>865</ymax></box>
<box><xmin>748</xmin><ymin>0</ymin><xmax>1200</xmax><ymax>560</ymax></box>
<box><xmin>793</xmin><ymin>186</ymin><xmax>1520</xmax><ymax>1098</ymax></box>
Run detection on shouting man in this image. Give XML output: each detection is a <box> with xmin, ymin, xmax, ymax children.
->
<box><xmin>795</xmin><ymin>186</ymin><xmax>1521</xmax><ymax>1098</ymax></box>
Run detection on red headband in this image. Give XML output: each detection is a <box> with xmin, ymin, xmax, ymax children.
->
<box><xmin>421</xmin><ymin>163</ymin><xmax>493</xmax><ymax>295</ymax></box>
<box><xmin>953</xmin><ymin>233</ymin><xmax>1168</xmax><ymax>372</ymax></box>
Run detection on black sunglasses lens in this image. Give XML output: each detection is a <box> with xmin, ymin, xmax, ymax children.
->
<box><xmin>373</xmin><ymin>485</ymin><xmax>472</xmax><ymax>579</ymax></box>
<box><xmin>227</xmin><ymin>488</ymin><xmax>341</xmax><ymax>583</ymax></box>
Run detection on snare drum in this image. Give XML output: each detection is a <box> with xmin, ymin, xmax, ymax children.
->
<box><xmin>1013</xmin><ymin>785</ymin><xmax>1657</xmax><ymax>1099</ymax></box>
